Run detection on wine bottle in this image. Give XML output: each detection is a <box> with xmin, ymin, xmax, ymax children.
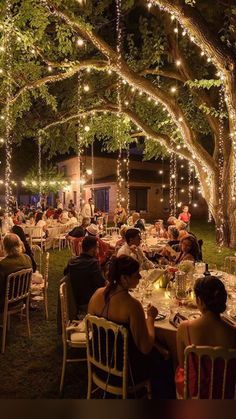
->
<box><xmin>203</xmin><ymin>263</ymin><xmax>211</xmax><ymax>276</ymax></box>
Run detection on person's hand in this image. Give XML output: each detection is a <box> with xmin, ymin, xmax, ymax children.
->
<box><xmin>146</xmin><ymin>304</ymin><xmax>158</xmax><ymax>319</ymax></box>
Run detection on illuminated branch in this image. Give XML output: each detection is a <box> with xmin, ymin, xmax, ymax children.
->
<box><xmin>9</xmin><ymin>59</ymin><xmax>108</xmax><ymax>105</ymax></box>
<box><xmin>140</xmin><ymin>68</ymin><xmax>184</xmax><ymax>82</ymax></box>
<box><xmin>42</xmin><ymin>1</ymin><xmax>216</xmax><ymax>173</ymax></box>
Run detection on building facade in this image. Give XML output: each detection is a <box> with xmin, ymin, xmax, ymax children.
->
<box><xmin>58</xmin><ymin>155</ymin><xmax>208</xmax><ymax>222</ymax></box>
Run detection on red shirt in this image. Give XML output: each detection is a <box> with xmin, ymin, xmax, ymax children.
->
<box><xmin>179</xmin><ymin>212</ymin><xmax>191</xmax><ymax>223</ymax></box>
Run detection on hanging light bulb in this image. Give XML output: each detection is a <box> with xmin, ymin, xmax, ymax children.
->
<box><xmin>77</xmin><ymin>38</ymin><xmax>84</xmax><ymax>47</ymax></box>
<box><xmin>176</xmin><ymin>60</ymin><xmax>181</xmax><ymax>67</ymax></box>
<box><xmin>170</xmin><ymin>86</ymin><xmax>177</xmax><ymax>93</ymax></box>
<box><xmin>86</xmin><ymin>168</ymin><xmax>92</xmax><ymax>175</ymax></box>
<box><xmin>48</xmin><ymin>65</ymin><xmax>52</xmax><ymax>72</ymax></box>
<box><xmin>84</xmin><ymin>125</ymin><xmax>90</xmax><ymax>132</ymax></box>
<box><xmin>83</xmin><ymin>84</ymin><xmax>90</xmax><ymax>92</ymax></box>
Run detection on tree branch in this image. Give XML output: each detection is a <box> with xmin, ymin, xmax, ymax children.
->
<box><xmin>140</xmin><ymin>68</ymin><xmax>184</xmax><ymax>82</ymax></box>
<box><xmin>9</xmin><ymin>59</ymin><xmax>108</xmax><ymax>105</ymax></box>
<box><xmin>43</xmin><ymin>1</ymin><xmax>216</xmax><ymax>173</ymax></box>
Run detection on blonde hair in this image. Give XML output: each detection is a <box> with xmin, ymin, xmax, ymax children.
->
<box><xmin>3</xmin><ymin>233</ymin><xmax>23</xmax><ymax>256</ymax></box>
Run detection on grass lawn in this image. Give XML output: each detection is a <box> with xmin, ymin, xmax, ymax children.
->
<box><xmin>0</xmin><ymin>220</ymin><xmax>235</xmax><ymax>399</ymax></box>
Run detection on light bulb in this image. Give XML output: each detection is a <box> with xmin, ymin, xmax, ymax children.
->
<box><xmin>159</xmin><ymin>170</ymin><xmax>163</xmax><ymax>174</ymax></box>
<box><xmin>86</xmin><ymin>68</ymin><xmax>91</xmax><ymax>73</ymax></box>
<box><xmin>84</xmin><ymin>126</ymin><xmax>90</xmax><ymax>132</ymax></box>
<box><xmin>170</xmin><ymin>86</ymin><xmax>177</xmax><ymax>93</ymax></box>
<box><xmin>48</xmin><ymin>66</ymin><xmax>52</xmax><ymax>72</ymax></box>
<box><xmin>174</xmin><ymin>28</ymin><xmax>178</xmax><ymax>34</ymax></box>
<box><xmin>84</xmin><ymin>84</ymin><xmax>90</xmax><ymax>92</ymax></box>
<box><xmin>176</xmin><ymin>60</ymin><xmax>181</xmax><ymax>66</ymax></box>
<box><xmin>86</xmin><ymin>169</ymin><xmax>92</xmax><ymax>175</ymax></box>
<box><xmin>162</xmin><ymin>184</ymin><xmax>166</xmax><ymax>188</ymax></box>
<box><xmin>77</xmin><ymin>38</ymin><xmax>84</xmax><ymax>46</ymax></box>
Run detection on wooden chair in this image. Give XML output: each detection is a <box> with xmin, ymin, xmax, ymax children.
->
<box><xmin>31</xmin><ymin>244</ymin><xmax>43</xmax><ymax>273</ymax></box>
<box><xmin>59</xmin><ymin>282</ymin><xmax>87</xmax><ymax>393</ymax></box>
<box><xmin>183</xmin><ymin>345</ymin><xmax>236</xmax><ymax>399</ymax></box>
<box><xmin>85</xmin><ymin>314</ymin><xmax>151</xmax><ymax>399</ymax></box>
<box><xmin>0</xmin><ymin>268</ymin><xmax>32</xmax><ymax>353</ymax></box>
<box><xmin>28</xmin><ymin>227</ymin><xmax>46</xmax><ymax>251</ymax></box>
<box><xmin>31</xmin><ymin>252</ymin><xmax>50</xmax><ymax>320</ymax></box>
<box><xmin>53</xmin><ymin>225</ymin><xmax>68</xmax><ymax>251</ymax></box>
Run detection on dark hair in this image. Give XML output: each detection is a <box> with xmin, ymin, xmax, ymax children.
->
<box><xmin>104</xmin><ymin>255</ymin><xmax>139</xmax><ymax>302</ymax></box>
<box><xmin>81</xmin><ymin>235</ymin><xmax>97</xmax><ymax>253</ymax></box>
<box><xmin>125</xmin><ymin>228</ymin><xmax>140</xmax><ymax>244</ymax></box>
<box><xmin>181</xmin><ymin>235</ymin><xmax>200</xmax><ymax>261</ymax></box>
<box><xmin>194</xmin><ymin>276</ymin><xmax>227</xmax><ymax>314</ymax></box>
<box><xmin>11</xmin><ymin>225</ymin><xmax>36</xmax><ymax>272</ymax></box>
<box><xmin>170</xmin><ymin>227</ymin><xmax>179</xmax><ymax>240</ymax></box>
<box><xmin>35</xmin><ymin>212</ymin><xmax>43</xmax><ymax>223</ymax></box>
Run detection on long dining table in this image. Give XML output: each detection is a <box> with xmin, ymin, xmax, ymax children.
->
<box><xmin>134</xmin><ymin>269</ymin><xmax>236</xmax><ymax>366</ymax></box>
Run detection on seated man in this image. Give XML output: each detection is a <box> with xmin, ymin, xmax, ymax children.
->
<box><xmin>0</xmin><ymin>233</ymin><xmax>32</xmax><ymax>312</ymax></box>
<box><xmin>64</xmin><ymin>236</ymin><xmax>105</xmax><ymax>316</ymax></box>
<box><xmin>67</xmin><ymin>217</ymin><xmax>90</xmax><ymax>238</ymax></box>
<box><xmin>132</xmin><ymin>212</ymin><xmax>145</xmax><ymax>231</ymax></box>
<box><xmin>117</xmin><ymin>228</ymin><xmax>154</xmax><ymax>270</ymax></box>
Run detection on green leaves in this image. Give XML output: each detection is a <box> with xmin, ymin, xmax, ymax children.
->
<box><xmin>185</xmin><ymin>79</ymin><xmax>222</xmax><ymax>90</ymax></box>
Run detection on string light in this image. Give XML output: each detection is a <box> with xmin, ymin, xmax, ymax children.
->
<box><xmin>38</xmin><ymin>132</ymin><xmax>42</xmax><ymax>199</ymax></box>
<box><xmin>4</xmin><ymin>0</ymin><xmax>14</xmax><ymax>214</ymax></box>
<box><xmin>77</xmin><ymin>38</ymin><xmax>84</xmax><ymax>47</ymax></box>
<box><xmin>126</xmin><ymin>143</ymin><xmax>130</xmax><ymax>215</ymax></box>
<box><xmin>115</xmin><ymin>0</ymin><xmax>123</xmax><ymax>206</ymax></box>
<box><xmin>169</xmin><ymin>152</ymin><xmax>177</xmax><ymax>216</ymax></box>
<box><xmin>188</xmin><ymin>161</ymin><xmax>192</xmax><ymax>205</ymax></box>
<box><xmin>216</xmin><ymin>85</ymin><xmax>225</xmax><ymax>247</ymax></box>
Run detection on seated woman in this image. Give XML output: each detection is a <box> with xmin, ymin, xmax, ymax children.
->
<box><xmin>88</xmin><ymin>255</ymin><xmax>175</xmax><ymax>397</ymax></box>
<box><xmin>11</xmin><ymin>225</ymin><xmax>37</xmax><ymax>272</ymax></box>
<box><xmin>176</xmin><ymin>276</ymin><xmax>236</xmax><ymax>398</ymax></box>
<box><xmin>149</xmin><ymin>220</ymin><xmax>167</xmax><ymax>239</ymax></box>
<box><xmin>35</xmin><ymin>212</ymin><xmax>48</xmax><ymax>236</ymax></box>
<box><xmin>0</xmin><ymin>233</ymin><xmax>32</xmax><ymax>312</ymax></box>
<box><xmin>160</xmin><ymin>235</ymin><xmax>199</xmax><ymax>265</ymax></box>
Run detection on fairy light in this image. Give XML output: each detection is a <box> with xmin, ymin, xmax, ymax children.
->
<box><xmin>169</xmin><ymin>152</ymin><xmax>177</xmax><ymax>216</ymax></box>
<box><xmin>126</xmin><ymin>143</ymin><xmax>130</xmax><ymax>215</ymax></box>
<box><xmin>216</xmin><ymin>85</ymin><xmax>225</xmax><ymax>247</ymax></box>
<box><xmin>4</xmin><ymin>0</ymin><xmax>14</xmax><ymax>214</ymax></box>
<box><xmin>77</xmin><ymin>72</ymin><xmax>83</xmax><ymax>211</ymax></box>
<box><xmin>188</xmin><ymin>161</ymin><xmax>192</xmax><ymax>205</ymax></box>
<box><xmin>115</xmin><ymin>0</ymin><xmax>123</xmax><ymax>205</ymax></box>
<box><xmin>38</xmin><ymin>132</ymin><xmax>42</xmax><ymax>199</ymax></box>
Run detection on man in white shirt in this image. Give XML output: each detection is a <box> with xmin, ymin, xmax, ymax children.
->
<box><xmin>81</xmin><ymin>198</ymin><xmax>95</xmax><ymax>222</ymax></box>
<box><xmin>117</xmin><ymin>228</ymin><xmax>154</xmax><ymax>270</ymax></box>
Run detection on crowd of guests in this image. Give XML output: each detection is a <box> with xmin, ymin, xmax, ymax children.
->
<box><xmin>0</xmin><ymin>198</ymin><xmax>235</xmax><ymax>398</ymax></box>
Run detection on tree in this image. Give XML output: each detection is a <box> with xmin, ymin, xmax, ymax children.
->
<box><xmin>23</xmin><ymin>165</ymin><xmax>67</xmax><ymax>198</ymax></box>
<box><xmin>0</xmin><ymin>0</ymin><xmax>236</xmax><ymax>245</ymax></box>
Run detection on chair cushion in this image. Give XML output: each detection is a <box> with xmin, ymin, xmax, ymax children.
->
<box><xmin>70</xmin><ymin>331</ymin><xmax>86</xmax><ymax>344</ymax></box>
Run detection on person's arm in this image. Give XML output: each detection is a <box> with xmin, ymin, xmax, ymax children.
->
<box><xmin>176</xmin><ymin>322</ymin><xmax>188</xmax><ymax>367</ymax></box>
<box><xmin>129</xmin><ymin>299</ymin><xmax>157</xmax><ymax>354</ymax></box>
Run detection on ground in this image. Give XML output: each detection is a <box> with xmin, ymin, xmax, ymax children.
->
<box><xmin>0</xmin><ymin>220</ymin><xmax>234</xmax><ymax>399</ymax></box>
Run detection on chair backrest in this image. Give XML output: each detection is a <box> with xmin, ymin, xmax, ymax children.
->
<box><xmin>184</xmin><ymin>345</ymin><xmax>236</xmax><ymax>399</ymax></box>
<box><xmin>28</xmin><ymin>226</ymin><xmax>44</xmax><ymax>239</ymax></box>
<box><xmin>43</xmin><ymin>252</ymin><xmax>50</xmax><ymax>289</ymax></box>
<box><xmin>31</xmin><ymin>244</ymin><xmax>43</xmax><ymax>273</ymax></box>
<box><xmin>5</xmin><ymin>268</ymin><xmax>32</xmax><ymax>307</ymax></box>
<box><xmin>85</xmin><ymin>314</ymin><xmax>128</xmax><ymax>395</ymax></box>
<box><xmin>59</xmin><ymin>282</ymin><xmax>70</xmax><ymax>342</ymax></box>
<box><xmin>224</xmin><ymin>256</ymin><xmax>236</xmax><ymax>275</ymax></box>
